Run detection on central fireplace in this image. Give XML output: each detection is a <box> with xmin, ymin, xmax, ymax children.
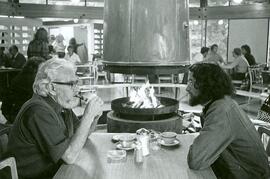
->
<box><xmin>107</xmin><ymin>84</ymin><xmax>183</xmax><ymax>133</ymax></box>
<box><xmin>104</xmin><ymin>0</ymin><xmax>188</xmax><ymax>133</ymax></box>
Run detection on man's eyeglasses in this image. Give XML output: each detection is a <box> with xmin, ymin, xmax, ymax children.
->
<box><xmin>52</xmin><ymin>81</ymin><xmax>78</xmax><ymax>88</ymax></box>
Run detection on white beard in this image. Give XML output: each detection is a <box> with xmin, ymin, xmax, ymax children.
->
<box><xmin>56</xmin><ymin>94</ymin><xmax>80</xmax><ymax>109</ymax></box>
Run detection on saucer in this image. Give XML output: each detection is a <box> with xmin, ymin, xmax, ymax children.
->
<box><xmin>158</xmin><ymin>138</ymin><xmax>180</xmax><ymax>147</ymax></box>
<box><xmin>116</xmin><ymin>142</ymin><xmax>136</xmax><ymax>151</ymax></box>
<box><xmin>112</xmin><ymin>134</ymin><xmax>136</xmax><ymax>142</ymax></box>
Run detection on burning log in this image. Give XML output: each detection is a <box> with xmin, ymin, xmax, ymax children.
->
<box><xmin>122</xmin><ymin>81</ymin><xmax>165</xmax><ymax>109</ymax></box>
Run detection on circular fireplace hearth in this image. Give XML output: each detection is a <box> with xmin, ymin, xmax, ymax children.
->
<box><xmin>107</xmin><ymin>111</ymin><xmax>182</xmax><ymax>133</ymax></box>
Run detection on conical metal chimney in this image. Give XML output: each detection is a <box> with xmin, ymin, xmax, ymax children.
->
<box><xmin>103</xmin><ymin>0</ymin><xmax>190</xmax><ymax>75</ymax></box>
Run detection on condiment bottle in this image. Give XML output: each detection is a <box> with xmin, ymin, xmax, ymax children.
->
<box><xmin>136</xmin><ymin>128</ymin><xmax>150</xmax><ymax>156</ymax></box>
<box><xmin>134</xmin><ymin>141</ymin><xmax>144</xmax><ymax>163</ymax></box>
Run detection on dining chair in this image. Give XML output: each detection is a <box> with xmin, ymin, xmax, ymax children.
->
<box><xmin>0</xmin><ymin>124</ymin><xmax>18</xmax><ymax>179</ymax></box>
<box><xmin>0</xmin><ymin>157</ymin><xmax>18</xmax><ymax>179</ymax></box>
<box><xmin>249</xmin><ymin>66</ymin><xmax>267</xmax><ymax>92</ymax></box>
<box><xmin>158</xmin><ymin>74</ymin><xmax>174</xmax><ymax>94</ymax></box>
<box><xmin>131</xmin><ymin>74</ymin><xmax>148</xmax><ymax>84</ymax></box>
<box><xmin>76</xmin><ymin>64</ymin><xmax>95</xmax><ymax>85</ymax></box>
<box><xmin>93</xmin><ymin>60</ymin><xmax>109</xmax><ymax>84</ymax></box>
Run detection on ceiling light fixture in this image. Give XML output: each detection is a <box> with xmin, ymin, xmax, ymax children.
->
<box><xmin>233</xmin><ymin>0</ymin><xmax>243</xmax><ymax>4</ymax></box>
<box><xmin>193</xmin><ymin>20</ymin><xmax>199</xmax><ymax>25</ymax></box>
<box><xmin>218</xmin><ymin>20</ymin><xmax>224</xmax><ymax>25</ymax></box>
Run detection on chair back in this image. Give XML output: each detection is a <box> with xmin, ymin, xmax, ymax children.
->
<box><xmin>0</xmin><ymin>157</ymin><xmax>18</xmax><ymax>179</ymax></box>
<box><xmin>0</xmin><ymin>124</ymin><xmax>18</xmax><ymax>179</ymax></box>
<box><xmin>248</xmin><ymin>66</ymin><xmax>263</xmax><ymax>91</ymax></box>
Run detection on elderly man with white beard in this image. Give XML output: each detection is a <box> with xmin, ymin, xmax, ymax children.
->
<box><xmin>6</xmin><ymin>58</ymin><xmax>103</xmax><ymax>179</ymax></box>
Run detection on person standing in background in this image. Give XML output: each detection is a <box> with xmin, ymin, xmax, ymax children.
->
<box><xmin>69</xmin><ymin>37</ymin><xmax>88</xmax><ymax>63</ymax></box>
<box><xmin>207</xmin><ymin>44</ymin><xmax>225</xmax><ymax>65</ymax></box>
<box><xmin>241</xmin><ymin>44</ymin><xmax>256</xmax><ymax>66</ymax></box>
<box><xmin>0</xmin><ymin>47</ymin><xmax>8</xmax><ymax>67</ymax></box>
<box><xmin>27</xmin><ymin>27</ymin><xmax>51</xmax><ymax>60</ymax></box>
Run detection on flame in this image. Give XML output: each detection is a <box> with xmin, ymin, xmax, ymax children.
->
<box><xmin>128</xmin><ymin>81</ymin><xmax>161</xmax><ymax>108</ymax></box>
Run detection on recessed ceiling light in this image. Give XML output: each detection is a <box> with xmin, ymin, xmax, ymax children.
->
<box><xmin>233</xmin><ymin>0</ymin><xmax>243</xmax><ymax>4</ymax></box>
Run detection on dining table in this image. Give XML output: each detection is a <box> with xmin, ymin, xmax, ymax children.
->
<box><xmin>53</xmin><ymin>133</ymin><xmax>216</xmax><ymax>179</ymax></box>
<box><xmin>0</xmin><ymin>67</ymin><xmax>21</xmax><ymax>88</ymax></box>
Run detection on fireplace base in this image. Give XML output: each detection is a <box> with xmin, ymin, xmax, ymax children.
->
<box><xmin>107</xmin><ymin>111</ymin><xmax>183</xmax><ymax>133</ymax></box>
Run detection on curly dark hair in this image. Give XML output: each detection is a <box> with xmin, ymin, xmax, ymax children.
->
<box><xmin>241</xmin><ymin>44</ymin><xmax>251</xmax><ymax>54</ymax></box>
<box><xmin>34</xmin><ymin>27</ymin><xmax>48</xmax><ymax>43</ymax></box>
<box><xmin>189</xmin><ymin>63</ymin><xmax>235</xmax><ymax>102</ymax></box>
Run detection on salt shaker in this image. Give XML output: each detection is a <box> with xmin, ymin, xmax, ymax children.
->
<box><xmin>134</xmin><ymin>142</ymin><xmax>144</xmax><ymax>163</ymax></box>
<box><xmin>136</xmin><ymin>128</ymin><xmax>150</xmax><ymax>156</ymax></box>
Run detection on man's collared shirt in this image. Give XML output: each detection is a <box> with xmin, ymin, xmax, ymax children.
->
<box><xmin>188</xmin><ymin>96</ymin><xmax>270</xmax><ymax>179</ymax></box>
<box><xmin>8</xmin><ymin>94</ymin><xmax>80</xmax><ymax>179</ymax></box>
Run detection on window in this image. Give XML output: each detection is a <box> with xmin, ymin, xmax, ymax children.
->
<box><xmin>189</xmin><ymin>20</ymin><xmax>206</xmax><ymax>64</ymax></box>
<box><xmin>19</xmin><ymin>0</ymin><xmax>46</xmax><ymax>4</ymax></box>
<box><xmin>48</xmin><ymin>0</ymin><xmax>85</xmax><ymax>6</ymax></box>
<box><xmin>94</xmin><ymin>23</ymin><xmax>103</xmax><ymax>55</ymax></box>
<box><xmin>206</xmin><ymin>19</ymin><xmax>228</xmax><ymax>61</ymax></box>
<box><xmin>208</xmin><ymin>0</ymin><xmax>230</xmax><ymax>6</ymax></box>
<box><xmin>230</xmin><ymin>0</ymin><xmax>269</xmax><ymax>6</ymax></box>
<box><xmin>267</xmin><ymin>19</ymin><xmax>270</xmax><ymax>64</ymax></box>
<box><xmin>189</xmin><ymin>0</ymin><xmax>200</xmax><ymax>7</ymax></box>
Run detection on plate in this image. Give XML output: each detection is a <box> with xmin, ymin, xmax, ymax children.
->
<box><xmin>116</xmin><ymin>142</ymin><xmax>136</xmax><ymax>151</ymax></box>
<box><xmin>158</xmin><ymin>138</ymin><xmax>180</xmax><ymax>147</ymax></box>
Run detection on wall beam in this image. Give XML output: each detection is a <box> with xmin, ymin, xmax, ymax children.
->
<box><xmin>0</xmin><ymin>2</ymin><xmax>270</xmax><ymax>20</ymax></box>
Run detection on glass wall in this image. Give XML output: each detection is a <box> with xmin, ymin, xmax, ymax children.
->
<box><xmin>189</xmin><ymin>20</ymin><xmax>206</xmax><ymax>64</ymax></box>
<box><xmin>48</xmin><ymin>0</ymin><xmax>85</xmax><ymax>6</ymax></box>
<box><xmin>206</xmin><ymin>19</ymin><xmax>228</xmax><ymax>61</ymax></box>
<box><xmin>230</xmin><ymin>0</ymin><xmax>269</xmax><ymax>6</ymax></box>
<box><xmin>189</xmin><ymin>0</ymin><xmax>200</xmax><ymax>7</ymax></box>
<box><xmin>19</xmin><ymin>0</ymin><xmax>46</xmax><ymax>4</ymax></box>
<box><xmin>208</xmin><ymin>0</ymin><xmax>229</xmax><ymax>6</ymax></box>
<box><xmin>268</xmin><ymin>20</ymin><xmax>270</xmax><ymax>64</ymax></box>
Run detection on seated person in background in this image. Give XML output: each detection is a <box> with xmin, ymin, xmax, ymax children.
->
<box><xmin>206</xmin><ymin>44</ymin><xmax>225</xmax><ymax>65</ymax></box>
<box><xmin>56</xmin><ymin>47</ymin><xmax>66</xmax><ymax>59</ymax></box>
<box><xmin>0</xmin><ymin>47</ymin><xmax>8</xmax><ymax>67</ymax></box>
<box><xmin>222</xmin><ymin>48</ymin><xmax>249</xmax><ymax>80</ymax></box>
<box><xmin>7</xmin><ymin>58</ymin><xmax>103</xmax><ymax>179</ymax></box>
<box><xmin>65</xmin><ymin>45</ymin><xmax>81</xmax><ymax>65</ymax></box>
<box><xmin>69</xmin><ymin>38</ymin><xmax>88</xmax><ymax>63</ymax></box>
<box><xmin>241</xmin><ymin>44</ymin><xmax>256</xmax><ymax>66</ymax></box>
<box><xmin>200</xmin><ymin>47</ymin><xmax>209</xmax><ymax>61</ymax></box>
<box><xmin>48</xmin><ymin>44</ymin><xmax>56</xmax><ymax>58</ymax></box>
<box><xmin>6</xmin><ymin>45</ymin><xmax>26</xmax><ymax>69</ymax></box>
<box><xmin>1</xmin><ymin>57</ymin><xmax>45</xmax><ymax>123</ymax></box>
<box><xmin>186</xmin><ymin>63</ymin><xmax>269</xmax><ymax>179</ymax></box>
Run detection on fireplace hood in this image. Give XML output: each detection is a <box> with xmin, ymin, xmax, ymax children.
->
<box><xmin>103</xmin><ymin>0</ymin><xmax>190</xmax><ymax>75</ymax></box>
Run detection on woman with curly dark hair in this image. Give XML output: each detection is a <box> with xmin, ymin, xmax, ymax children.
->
<box><xmin>27</xmin><ymin>27</ymin><xmax>51</xmax><ymax>60</ymax></box>
<box><xmin>187</xmin><ymin>63</ymin><xmax>269</xmax><ymax>179</ymax></box>
<box><xmin>241</xmin><ymin>44</ymin><xmax>256</xmax><ymax>66</ymax></box>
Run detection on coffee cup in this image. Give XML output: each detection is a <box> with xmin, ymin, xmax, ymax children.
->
<box><xmin>161</xmin><ymin>132</ymin><xmax>177</xmax><ymax>144</ymax></box>
<box><xmin>119</xmin><ymin>135</ymin><xmax>136</xmax><ymax>148</ymax></box>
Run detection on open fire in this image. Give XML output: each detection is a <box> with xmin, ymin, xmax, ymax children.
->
<box><xmin>122</xmin><ymin>81</ymin><xmax>165</xmax><ymax>109</ymax></box>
